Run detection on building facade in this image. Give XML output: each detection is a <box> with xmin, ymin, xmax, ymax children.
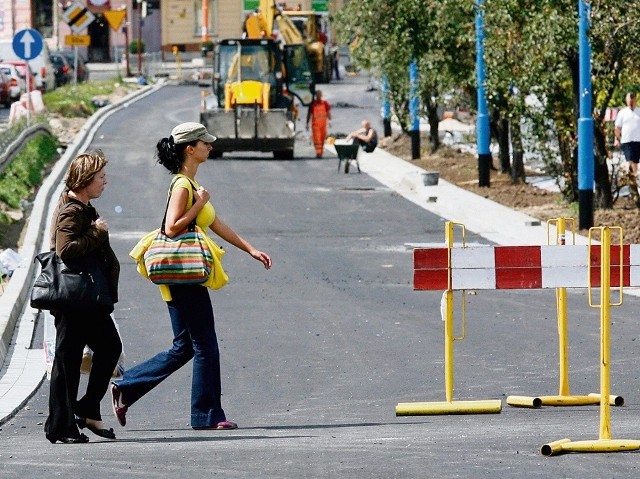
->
<box><xmin>0</xmin><ymin>0</ymin><xmax>344</xmax><ymax>62</ymax></box>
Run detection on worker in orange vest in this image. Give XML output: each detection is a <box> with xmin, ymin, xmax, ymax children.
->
<box><xmin>306</xmin><ymin>90</ymin><xmax>332</xmax><ymax>158</ymax></box>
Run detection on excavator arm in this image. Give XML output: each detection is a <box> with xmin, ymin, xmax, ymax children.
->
<box><xmin>244</xmin><ymin>0</ymin><xmax>304</xmax><ymax>45</ymax></box>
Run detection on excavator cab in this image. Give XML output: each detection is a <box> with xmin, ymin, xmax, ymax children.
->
<box><xmin>213</xmin><ymin>39</ymin><xmax>313</xmax><ymax>110</ymax></box>
<box><xmin>282</xmin><ymin>44</ymin><xmax>314</xmax><ymax>106</ymax></box>
<box><xmin>202</xmin><ymin>38</ymin><xmax>314</xmax><ymax>159</ymax></box>
<box><xmin>215</xmin><ymin>40</ymin><xmax>279</xmax><ymax>110</ymax></box>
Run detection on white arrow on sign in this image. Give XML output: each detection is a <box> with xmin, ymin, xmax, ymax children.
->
<box><xmin>20</xmin><ymin>30</ymin><xmax>35</xmax><ymax>59</ymax></box>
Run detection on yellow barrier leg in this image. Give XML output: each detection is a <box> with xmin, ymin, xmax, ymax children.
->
<box><xmin>444</xmin><ymin>289</ymin><xmax>454</xmax><ymax>403</ymax></box>
<box><xmin>396</xmin><ymin>221</ymin><xmax>502</xmax><ymax>416</ymax></box>
<box><xmin>444</xmin><ymin>221</ymin><xmax>456</xmax><ymax>403</ymax></box>
<box><xmin>507</xmin><ymin>218</ymin><xmax>622</xmax><ymax>409</ymax></box>
<box><xmin>599</xmin><ymin>227</ymin><xmax>612</xmax><ymax>441</ymax></box>
<box><xmin>557</xmin><ymin>218</ymin><xmax>570</xmax><ymax>397</ymax></box>
<box><xmin>540</xmin><ymin>226</ymin><xmax>640</xmax><ymax>456</ymax></box>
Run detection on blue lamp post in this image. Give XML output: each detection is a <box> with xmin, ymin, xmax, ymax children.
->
<box><xmin>409</xmin><ymin>60</ymin><xmax>420</xmax><ymax>159</ymax></box>
<box><xmin>381</xmin><ymin>75</ymin><xmax>392</xmax><ymax>137</ymax></box>
<box><xmin>475</xmin><ymin>0</ymin><xmax>491</xmax><ymax>187</ymax></box>
<box><xmin>577</xmin><ymin>0</ymin><xmax>594</xmax><ymax>229</ymax></box>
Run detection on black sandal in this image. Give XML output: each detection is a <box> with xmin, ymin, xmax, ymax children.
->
<box><xmin>76</xmin><ymin>417</ymin><xmax>116</xmax><ymax>439</ymax></box>
<box><xmin>46</xmin><ymin>433</ymin><xmax>89</xmax><ymax>444</ymax></box>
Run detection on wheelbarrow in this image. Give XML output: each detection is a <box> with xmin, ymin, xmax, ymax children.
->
<box><xmin>334</xmin><ymin>139</ymin><xmax>361</xmax><ymax>174</ymax></box>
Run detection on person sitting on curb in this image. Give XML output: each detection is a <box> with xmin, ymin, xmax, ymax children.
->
<box><xmin>347</xmin><ymin>120</ymin><xmax>378</xmax><ymax>153</ymax></box>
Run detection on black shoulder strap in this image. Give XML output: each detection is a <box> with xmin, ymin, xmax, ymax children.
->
<box><xmin>161</xmin><ymin>176</ymin><xmax>198</xmax><ymax>234</ymax></box>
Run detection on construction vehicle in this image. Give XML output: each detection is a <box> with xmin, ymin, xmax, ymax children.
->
<box><xmin>199</xmin><ymin>1</ymin><xmax>315</xmax><ymax>159</ymax></box>
<box><xmin>282</xmin><ymin>10</ymin><xmax>333</xmax><ymax>84</ymax></box>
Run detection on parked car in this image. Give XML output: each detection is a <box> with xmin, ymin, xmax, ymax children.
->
<box><xmin>0</xmin><ymin>63</ymin><xmax>26</xmax><ymax>103</ymax></box>
<box><xmin>0</xmin><ymin>68</ymin><xmax>11</xmax><ymax>107</ymax></box>
<box><xmin>0</xmin><ymin>40</ymin><xmax>56</xmax><ymax>91</ymax></box>
<box><xmin>54</xmin><ymin>50</ymin><xmax>89</xmax><ymax>82</ymax></box>
<box><xmin>50</xmin><ymin>52</ymin><xmax>75</xmax><ymax>87</ymax></box>
<box><xmin>3</xmin><ymin>60</ymin><xmax>37</xmax><ymax>92</ymax></box>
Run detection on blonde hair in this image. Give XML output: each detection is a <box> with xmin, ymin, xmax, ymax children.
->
<box><xmin>65</xmin><ymin>151</ymin><xmax>108</xmax><ymax>192</ymax></box>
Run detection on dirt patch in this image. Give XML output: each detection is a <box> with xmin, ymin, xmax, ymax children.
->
<box><xmin>380</xmin><ymin>133</ymin><xmax>640</xmax><ymax>243</ymax></box>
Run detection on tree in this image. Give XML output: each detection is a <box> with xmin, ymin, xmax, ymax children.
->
<box><xmin>335</xmin><ymin>0</ymin><xmax>640</xmax><ymax>208</ymax></box>
<box><xmin>334</xmin><ymin>0</ymin><xmax>475</xmax><ymax>152</ymax></box>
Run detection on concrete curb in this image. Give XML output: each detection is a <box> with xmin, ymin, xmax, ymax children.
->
<box><xmin>0</xmin><ymin>81</ymin><xmax>165</xmax><ymax>424</ymax></box>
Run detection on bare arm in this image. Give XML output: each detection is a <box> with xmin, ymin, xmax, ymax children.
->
<box><xmin>348</xmin><ymin>128</ymin><xmax>372</xmax><ymax>142</ymax></box>
<box><xmin>210</xmin><ymin>216</ymin><xmax>272</xmax><ymax>269</ymax></box>
<box><xmin>614</xmin><ymin>126</ymin><xmax>622</xmax><ymax>147</ymax></box>
<box><xmin>347</xmin><ymin>127</ymin><xmax>363</xmax><ymax>139</ymax></box>
<box><xmin>164</xmin><ymin>186</ymin><xmax>209</xmax><ymax>238</ymax></box>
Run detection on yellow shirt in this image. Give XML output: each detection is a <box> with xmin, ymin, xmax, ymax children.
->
<box><xmin>172</xmin><ymin>174</ymin><xmax>215</xmax><ymax>230</ymax></box>
<box><xmin>129</xmin><ymin>174</ymin><xmax>228</xmax><ymax>301</ymax></box>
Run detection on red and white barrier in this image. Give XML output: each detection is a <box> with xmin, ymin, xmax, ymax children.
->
<box><xmin>414</xmin><ymin>244</ymin><xmax>640</xmax><ymax>290</ymax></box>
<box><xmin>9</xmin><ymin>91</ymin><xmax>45</xmax><ymax>125</ymax></box>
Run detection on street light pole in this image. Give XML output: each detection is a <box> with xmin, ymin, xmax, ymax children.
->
<box><xmin>577</xmin><ymin>0</ymin><xmax>594</xmax><ymax>229</ymax></box>
<box><xmin>202</xmin><ymin>0</ymin><xmax>209</xmax><ymax>43</ymax></box>
<box><xmin>137</xmin><ymin>0</ymin><xmax>142</xmax><ymax>77</ymax></box>
<box><xmin>123</xmin><ymin>6</ymin><xmax>131</xmax><ymax>77</ymax></box>
<box><xmin>409</xmin><ymin>60</ymin><xmax>420</xmax><ymax>159</ymax></box>
<box><xmin>475</xmin><ymin>0</ymin><xmax>491</xmax><ymax>187</ymax></box>
<box><xmin>381</xmin><ymin>75</ymin><xmax>392</xmax><ymax>137</ymax></box>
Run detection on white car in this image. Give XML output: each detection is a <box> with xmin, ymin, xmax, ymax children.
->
<box><xmin>0</xmin><ymin>40</ymin><xmax>56</xmax><ymax>92</ymax></box>
<box><xmin>0</xmin><ymin>63</ymin><xmax>25</xmax><ymax>102</ymax></box>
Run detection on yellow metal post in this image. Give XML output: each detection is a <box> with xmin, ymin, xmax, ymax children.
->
<box><xmin>396</xmin><ymin>221</ymin><xmax>502</xmax><ymax>416</ymax></box>
<box><xmin>444</xmin><ymin>222</ymin><xmax>455</xmax><ymax>402</ymax></box>
<box><xmin>599</xmin><ymin>227</ymin><xmax>612</xmax><ymax>440</ymax></box>
<box><xmin>540</xmin><ymin>226</ymin><xmax>640</xmax><ymax>456</ymax></box>
<box><xmin>556</xmin><ymin>217</ymin><xmax>570</xmax><ymax>396</ymax></box>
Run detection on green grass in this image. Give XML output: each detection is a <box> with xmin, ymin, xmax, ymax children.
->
<box><xmin>43</xmin><ymin>78</ymin><xmax>135</xmax><ymax>118</ymax></box>
<box><xmin>0</xmin><ymin>134</ymin><xmax>59</xmax><ymax>210</ymax></box>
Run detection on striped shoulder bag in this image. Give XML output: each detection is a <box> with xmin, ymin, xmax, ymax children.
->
<box><xmin>143</xmin><ymin>177</ymin><xmax>213</xmax><ymax>285</ymax></box>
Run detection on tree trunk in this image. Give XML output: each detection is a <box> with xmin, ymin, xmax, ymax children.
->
<box><xmin>497</xmin><ymin>118</ymin><xmax>511</xmax><ymax>174</ymax></box>
<box><xmin>427</xmin><ymin>107</ymin><xmax>440</xmax><ymax>153</ymax></box>
<box><xmin>593</xmin><ymin>124</ymin><xmax>613</xmax><ymax>209</ymax></box>
<box><xmin>510</xmin><ymin>116</ymin><xmax>526</xmax><ymax>184</ymax></box>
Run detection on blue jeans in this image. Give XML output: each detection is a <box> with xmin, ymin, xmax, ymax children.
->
<box><xmin>114</xmin><ymin>285</ymin><xmax>226</xmax><ymax>427</ymax></box>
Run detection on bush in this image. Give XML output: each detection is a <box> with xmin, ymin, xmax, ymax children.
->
<box><xmin>129</xmin><ymin>40</ymin><xmax>145</xmax><ymax>54</ymax></box>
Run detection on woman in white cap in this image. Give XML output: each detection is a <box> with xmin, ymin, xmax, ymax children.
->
<box><xmin>111</xmin><ymin>122</ymin><xmax>272</xmax><ymax>431</ymax></box>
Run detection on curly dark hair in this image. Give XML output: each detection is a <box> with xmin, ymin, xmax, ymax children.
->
<box><xmin>155</xmin><ymin>135</ymin><xmax>198</xmax><ymax>174</ymax></box>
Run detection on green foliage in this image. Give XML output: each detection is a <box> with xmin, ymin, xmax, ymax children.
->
<box><xmin>0</xmin><ymin>134</ymin><xmax>58</xmax><ymax>210</ymax></box>
<box><xmin>335</xmin><ymin>0</ymin><xmax>640</xmax><ymax>206</ymax></box>
<box><xmin>129</xmin><ymin>39</ymin><xmax>145</xmax><ymax>54</ymax></box>
<box><xmin>334</xmin><ymin>0</ymin><xmax>475</xmax><ymax>138</ymax></box>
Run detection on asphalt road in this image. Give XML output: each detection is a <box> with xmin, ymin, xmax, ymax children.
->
<box><xmin>2</xmin><ymin>75</ymin><xmax>640</xmax><ymax>478</ymax></box>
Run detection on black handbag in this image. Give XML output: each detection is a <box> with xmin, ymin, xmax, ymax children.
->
<box><xmin>30</xmin><ymin>251</ymin><xmax>114</xmax><ymax>313</ymax></box>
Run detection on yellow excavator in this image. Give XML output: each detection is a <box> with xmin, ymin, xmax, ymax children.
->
<box><xmin>281</xmin><ymin>10</ymin><xmax>333</xmax><ymax>84</ymax></box>
<box><xmin>199</xmin><ymin>0</ymin><xmax>314</xmax><ymax>159</ymax></box>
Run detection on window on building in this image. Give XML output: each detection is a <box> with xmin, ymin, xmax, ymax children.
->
<box><xmin>35</xmin><ymin>0</ymin><xmax>54</xmax><ymax>38</ymax></box>
<box><xmin>193</xmin><ymin>0</ymin><xmax>217</xmax><ymax>37</ymax></box>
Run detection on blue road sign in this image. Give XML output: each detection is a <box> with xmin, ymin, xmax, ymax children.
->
<box><xmin>12</xmin><ymin>29</ymin><xmax>44</xmax><ymax>61</ymax></box>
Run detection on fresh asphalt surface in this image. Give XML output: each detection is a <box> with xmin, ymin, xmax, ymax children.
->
<box><xmin>2</xmin><ymin>74</ymin><xmax>640</xmax><ymax>477</ymax></box>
